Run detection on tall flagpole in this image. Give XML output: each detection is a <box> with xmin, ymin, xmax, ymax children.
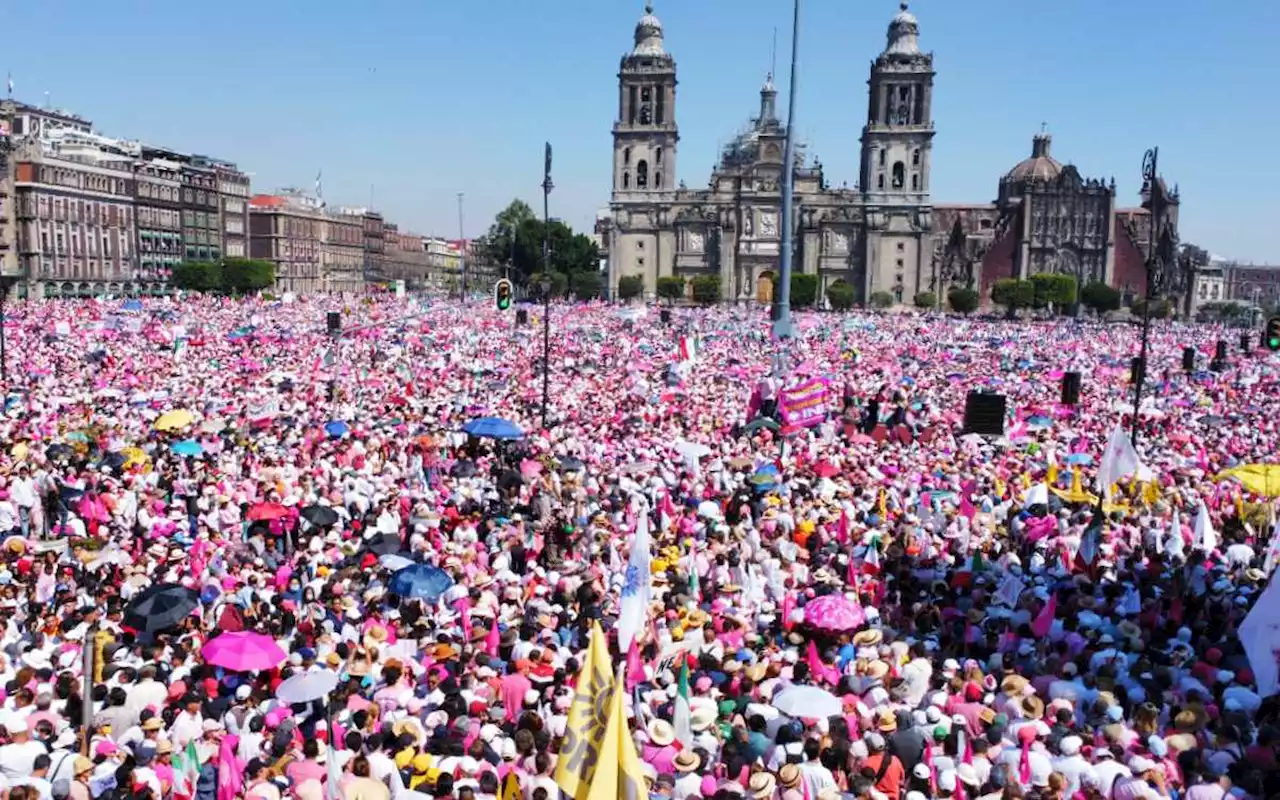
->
<box><xmin>771</xmin><ymin>0</ymin><xmax>802</xmax><ymax>355</ymax></box>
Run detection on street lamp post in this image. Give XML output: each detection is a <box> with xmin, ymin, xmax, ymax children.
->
<box><xmin>0</xmin><ymin>276</ymin><xmax>15</xmax><ymax>389</ymax></box>
<box><xmin>457</xmin><ymin>192</ymin><xmax>466</xmax><ymax>300</ymax></box>
<box><xmin>1131</xmin><ymin>147</ymin><xmax>1169</xmax><ymax>447</ymax></box>
<box><xmin>541</xmin><ymin>143</ymin><xmax>554</xmax><ymax>430</ymax></box>
<box><xmin>771</xmin><ymin>0</ymin><xmax>802</xmax><ymax>352</ymax></box>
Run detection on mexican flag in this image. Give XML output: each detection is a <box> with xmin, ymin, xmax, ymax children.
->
<box><xmin>673</xmin><ymin>660</ymin><xmax>692</xmax><ymax>749</ymax></box>
<box><xmin>678</xmin><ymin>334</ymin><xmax>698</xmax><ymax>364</ymax></box>
<box><xmin>171</xmin><ymin>740</ymin><xmax>200</xmax><ymax>800</ymax></box>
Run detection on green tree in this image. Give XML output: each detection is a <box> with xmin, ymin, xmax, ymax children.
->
<box><xmin>869</xmin><ymin>291</ymin><xmax>895</xmax><ymax>309</ymax></box>
<box><xmin>568</xmin><ymin>270</ymin><xmax>602</xmax><ymax>301</ymax></box>
<box><xmin>992</xmin><ymin>279</ymin><xmax>1034</xmax><ymax>316</ymax></box>
<box><xmin>826</xmin><ymin>280</ymin><xmax>855</xmax><ymax>311</ymax></box>
<box><xmin>172</xmin><ymin>261</ymin><xmax>222</xmax><ymax>292</ymax></box>
<box><xmin>789</xmin><ymin>274</ymin><xmax>819</xmax><ymax>308</ymax></box>
<box><xmin>477</xmin><ymin>200</ymin><xmax>600</xmax><ymax>286</ymax></box>
<box><xmin>690</xmin><ymin>274</ymin><xmax>721</xmax><ymax>305</ymax></box>
<box><xmin>222</xmin><ymin>258</ymin><xmax>276</xmax><ymax>293</ymax></box>
<box><xmin>617</xmin><ymin>275</ymin><xmax>644</xmax><ymax>301</ymax></box>
<box><xmin>1030</xmin><ymin>273</ymin><xmax>1077</xmax><ymax>310</ymax></box>
<box><xmin>947</xmin><ymin>287</ymin><xmax>979</xmax><ymax>314</ymax></box>
<box><xmin>656</xmin><ymin>276</ymin><xmax>685</xmax><ymax>302</ymax></box>
<box><xmin>478</xmin><ymin>200</ymin><xmax>537</xmax><ymax>276</ymax></box>
<box><xmin>914</xmin><ymin>291</ymin><xmax>937</xmax><ymax>309</ymax></box>
<box><xmin>1079</xmin><ymin>281</ymin><xmax>1121</xmax><ymax>313</ymax></box>
<box><xmin>1131</xmin><ymin>297</ymin><xmax>1173</xmax><ymax>319</ymax></box>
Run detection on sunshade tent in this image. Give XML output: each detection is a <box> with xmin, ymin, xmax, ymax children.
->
<box><xmin>124</xmin><ymin>584</ymin><xmax>200</xmax><ymax>634</ymax></box>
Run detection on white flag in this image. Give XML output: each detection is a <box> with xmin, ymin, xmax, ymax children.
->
<box><xmin>1238</xmin><ymin>568</ymin><xmax>1280</xmax><ymax>697</ymax></box>
<box><xmin>1194</xmin><ymin>500</ymin><xmax>1218</xmax><ymax>552</ymax></box>
<box><xmin>1166</xmin><ymin>508</ymin><xmax>1184</xmax><ymax>560</ymax></box>
<box><xmin>617</xmin><ymin>507</ymin><xmax>653</xmax><ymax>653</ymax></box>
<box><xmin>1098</xmin><ymin>424</ymin><xmax>1142</xmax><ymax>496</ymax></box>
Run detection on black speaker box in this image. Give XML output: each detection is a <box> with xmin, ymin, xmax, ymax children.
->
<box><xmin>660</xmin><ymin>309</ymin><xmax>671</xmax><ymax>324</ymax></box>
<box><xmin>962</xmin><ymin>391</ymin><xmax>1006</xmax><ymax>436</ymax></box>
<box><xmin>515</xmin><ymin>309</ymin><xmax>529</xmax><ymax>325</ymax></box>
<box><xmin>326</xmin><ymin>311</ymin><xmax>341</xmax><ymax>333</ymax></box>
<box><xmin>1215</xmin><ymin>340</ymin><xmax>1228</xmax><ymax>361</ymax></box>
<box><xmin>1181</xmin><ymin>347</ymin><xmax>1195</xmax><ymax>372</ymax></box>
<box><xmin>1061</xmin><ymin>371</ymin><xmax>1081</xmax><ymax>405</ymax></box>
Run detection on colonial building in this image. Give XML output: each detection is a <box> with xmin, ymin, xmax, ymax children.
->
<box><xmin>604</xmin><ymin>2</ymin><xmax>936</xmax><ymax>304</ymax></box>
<box><xmin>602</xmin><ymin>3</ymin><xmax>1183</xmax><ymax>308</ymax></box>
<box><xmin>248</xmin><ymin>194</ymin><xmax>377</xmax><ymax>293</ymax></box>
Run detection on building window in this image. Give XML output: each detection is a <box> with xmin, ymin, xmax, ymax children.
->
<box><xmin>911</xmin><ymin>174</ymin><xmax>919</xmax><ymax>190</ymax></box>
<box><xmin>877</xmin><ymin>175</ymin><xmax>885</xmax><ymax>190</ymax></box>
<box><xmin>655</xmin><ymin>147</ymin><xmax>663</xmax><ymax>165</ymax></box>
<box><xmin>637</xmin><ymin>160</ymin><xmax>649</xmax><ymax>189</ymax></box>
<box><xmin>637</xmin><ymin>240</ymin><xmax>644</xmax><ymax>250</ymax></box>
<box><xmin>896</xmin><ymin>242</ymin><xmax>905</xmax><ymax>252</ymax></box>
<box><xmin>655</xmin><ymin>171</ymin><xmax>662</xmax><ymax>189</ymax></box>
<box><xmin>892</xmin><ymin>162</ymin><xmax>905</xmax><ymax>189</ymax></box>
<box><xmin>896</xmin><ymin>259</ymin><xmax>904</xmax><ymax>269</ymax></box>
<box><xmin>912</xmin><ymin>149</ymin><xmax>920</xmax><ymax>166</ymax></box>
<box><xmin>622</xmin><ymin>172</ymin><xmax>630</xmax><ymax>189</ymax></box>
<box><xmin>878</xmin><ymin>149</ymin><xmax>886</xmax><ymax>167</ymax></box>
<box><xmin>623</xmin><ymin>147</ymin><xmax>631</xmax><ymax>166</ymax></box>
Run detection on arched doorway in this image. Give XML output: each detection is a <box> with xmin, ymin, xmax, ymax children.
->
<box><xmin>756</xmin><ymin>270</ymin><xmax>775</xmax><ymax>304</ymax></box>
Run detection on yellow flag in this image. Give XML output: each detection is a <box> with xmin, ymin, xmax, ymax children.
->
<box><xmin>585</xmin><ymin>667</ymin><xmax>647</xmax><ymax>800</ymax></box>
<box><xmin>1047</xmin><ymin>463</ymin><xmax>1059</xmax><ymax>486</ymax></box>
<box><xmin>994</xmin><ymin>478</ymin><xmax>1007</xmax><ymax>499</ymax></box>
<box><xmin>1235</xmin><ymin>491</ymin><xmax>1246</xmax><ymax>521</ymax></box>
<box><xmin>555</xmin><ymin>622</ymin><xmax>615</xmax><ymax>800</ymax></box>
<box><xmin>1142</xmin><ymin>479</ymin><xmax>1160</xmax><ymax>508</ymax></box>
<box><xmin>500</xmin><ymin>773</ymin><xmax>522</xmax><ymax>800</ymax></box>
<box><xmin>1020</xmin><ymin>472</ymin><xmax>1031</xmax><ymax>490</ymax></box>
<box><xmin>878</xmin><ymin>489</ymin><xmax>888</xmax><ymax>521</ymax></box>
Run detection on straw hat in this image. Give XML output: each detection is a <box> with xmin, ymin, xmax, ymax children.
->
<box><xmin>1021</xmin><ymin>695</ymin><xmax>1045</xmax><ymax>720</ymax></box>
<box><xmin>691</xmin><ymin>705</ymin><xmax>718</xmax><ymax>732</ymax></box>
<box><xmin>673</xmin><ymin>751</ymin><xmax>701</xmax><ymax>772</ymax></box>
<box><xmin>748</xmin><ymin>772</ymin><xmax>777</xmax><ymax>799</ymax></box>
<box><xmin>779</xmin><ymin>764</ymin><xmax>802</xmax><ymax>789</ymax></box>
<box><xmin>647</xmin><ymin>719</ymin><xmax>675</xmax><ymax>747</ymax></box>
<box><xmin>864</xmin><ymin>660</ymin><xmax>890</xmax><ymax>680</ymax></box>
<box><xmin>1000</xmin><ymin>674</ymin><xmax>1029</xmax><ymax>696</ymax></box>
<box><xmin>877</xmin><ymin>710</ymin><xmax>898</xmax><ymax>732</ymax></box>
<box><xmin>853</xmin><ymin>629</ymin><xmax>883</xmax><ymax>647</ymax></box>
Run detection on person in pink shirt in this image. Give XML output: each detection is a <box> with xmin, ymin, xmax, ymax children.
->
<box><xmin>286</xmin><ymin>739</ymin><xmax>328</xmax><ymax>787</ymax></box>
<box><xmin>500</xmin><ymin>661</ymin><xmax>533</xmax><ymax>723</ymax></box>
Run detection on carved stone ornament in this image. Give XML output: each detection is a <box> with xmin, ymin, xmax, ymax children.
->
<box><xmin>759</xmin><ymin>211</ymin><xmax>779</xmax><ymax>238</ymax></box>
<box><xmin>686</xmin><ymin>230</ymin><xmax>705</xmax><ymax>253</ymax></box>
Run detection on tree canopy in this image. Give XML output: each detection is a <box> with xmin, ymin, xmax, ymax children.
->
<box><xmin>476</xmin><ymin>200</ymin><xmax>601</xmax><ymax>286</ymax></box>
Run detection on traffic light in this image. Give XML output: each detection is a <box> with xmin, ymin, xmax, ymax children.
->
<box><xmin>1267</xmin><ymin>316</ymin><xmax>1280</xmax><ymax>351</ymax></box>
<box><xmin>494</xmin><ymin>279</ymin><xmax>513</xmax><ymax>311</ymax></box>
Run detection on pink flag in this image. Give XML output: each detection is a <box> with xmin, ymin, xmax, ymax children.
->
<box><xmin>835</xmin><ymin>510</ymin><xmax>850</xmax><ymax>545</ymax></box>
<box><xmin>806</xmin><ymin>641</ymin><xmax>838</xmax><ymax>686</ymax></box>
<box><xmin>1030</xmin><ymin>593</ymin><xmax>1056</xmax><ymax>638</ymax></box>
<box><xmin>781</xmin><ymin>593</ymin><xmax>796</xmax><ymax>631</ymax></box>
<box><xmin>625</xmin><ymin>642</ymin><xmax>645</xmax><ymax>690</ymax></box>
<box><xmin>959</xmin><ymin>495</ymin><xmax>976</xmax><ymax>520</ymax></box>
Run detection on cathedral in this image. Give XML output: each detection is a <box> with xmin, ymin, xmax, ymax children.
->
<box><xmin>600</xmin><ymin>3</ymin><xmax>1180</xmax><ymax>307</ymax></box>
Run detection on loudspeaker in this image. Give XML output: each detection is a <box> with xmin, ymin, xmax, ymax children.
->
<box><xmin>1061</xmin><ymin>371</ymin><xmax>1081</xmax><ymax>405</ymax></box>
<box><xmin>1241</xmin><ymin>333</ymin><xmax>1251</xmax><ymax>352</ymax></box>
<box><xmin>1131</xmin><ymin>357</ymin><xmax>1146</xmax><ymax>385</ymax></box>
<box><xmin>660</xmin><ymin>309</ymin><xmax>671</xmax><ymax>324</ymax></box>
<box><xmin>962</xmin><ymin>391</ymin><xmax>1006</xmax><ymax>437</ymax></box>
<box><xmin>326</xmin><ymin>312</ymin><xmax>341</xmax><ymax>333</ymax></box>
<box><xmin>1215</xmin><ymin>340</ymin><xmax>1228</xmax><ymax>361</ymax></box>
<box><xmin>1182</xmin><ymin>347</ymin><xmax>1195</xmax><ymax>372</ymax></box>
<box><xmin>515</xmin><ymin>309</ymin><xmax>529</xmax><ymax>326</ymax></box>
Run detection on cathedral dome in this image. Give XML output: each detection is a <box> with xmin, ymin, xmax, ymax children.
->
<box><xmin>884</xmin><ymin>2</ymin><xmax>921</xmax><ymax>57</ymax></box>
<box><xmin>633</xmin><ymin>3</ymin><xmax>665</xmax><ymax>56</ymax></box>
<box><xmin>1005</xmin><ymin>132</ymin><xmax>1063</xmax><ymax>183</ymax></box>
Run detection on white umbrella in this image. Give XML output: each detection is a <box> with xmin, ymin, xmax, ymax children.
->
<box><xmin>771</xmin><ymin>685</ymin><xmax>843</xmax><ymax>719</ymax></box>
<box><xmin>674</xmin><ymin>441</ymin><xmax>711</xmax><ymax>460</ymax></box>
<box><xmin>379</xmin><ymin>553</ymin><xmax>415</xmax><ymax>572</ymax></box>
<box><xmin>275</xmin><ymin>670</ymin><xmax>339</xmax><ymax>705</ymax></box>
<box><xmin>696</xmin><ymin>500</ymin><xmax>722</xmax><ymax>520</ymax></box>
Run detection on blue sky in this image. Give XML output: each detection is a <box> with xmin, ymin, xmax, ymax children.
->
<box><xmin>5</xmin><ymin>0</ymin><xmax>1278</xmax><ymax>261</ymax></box>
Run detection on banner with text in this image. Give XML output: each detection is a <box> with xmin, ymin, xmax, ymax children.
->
<box><xmin>779</xmin><ymin>377</ymin><xmax>832</xmax><ymax>428</ymax></box>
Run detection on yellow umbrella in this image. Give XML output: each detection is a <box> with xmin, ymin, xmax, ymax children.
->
<box><xmin>1215</xmin><ymin>464</ymin><xmax>1280</xmax><ymax>498</ymax></box>
<box><xmin>10</xmin><ymin>442</ymin><xmax>28</xmax><ymax>461</ymax></box>
<box><xmin>153</xmin><ymin>410</ymin><xmax>194</xmax><ymax>431</ymax></box>
<box><xmin>120</xmin><ymin>447</ymin><xmax>149</xmax><ymax>470</ymax></box>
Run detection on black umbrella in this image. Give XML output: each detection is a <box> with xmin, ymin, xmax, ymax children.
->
<box><xmin>558</xmin><ymin>456</ymin><xmax>586</xmax><ymax>472</ymax></box>
<box><xmin>363</xmin><ymin>532</ymin><xmax>402</xmax><ymax>557</ymax></box>
<box><xmin>46</xmin><ymin>444</ymin><xmax>74</xmax><ymax>462</ymax></box>
<box><xmin>499</xmin><ymin>470</ymin><xmax>523</xmax><ymax>492</ymax></box>
<box><xmin>450</xmin><ymin>460</ymin><xmax>477</xmax><ymax>478</ymax></box>
<box><xmin>124</xmin><ymin>583</ymin><xmax>200</xmax><ymax>634</ymax></box>
<box><xmin>299</xmin><ymin>505</ymin><xmax>339</xmax><ymax>528</ymax></box>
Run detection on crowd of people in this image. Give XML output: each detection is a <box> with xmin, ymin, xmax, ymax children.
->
<box><xmin>0</xmin><ymin>293</ymin><xmax>1274</xmax><ymax>800</ymax></box>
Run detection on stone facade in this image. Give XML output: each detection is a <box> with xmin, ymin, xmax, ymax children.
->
<box><xmin>603</xmin><ymin>3</ymin><xmax>1184</xmax><ymax>308</ymax></box>
<box><xmin>604</xmin><ymin>2</ymin><xmax>936</xmax><ymax>305</ymax></box>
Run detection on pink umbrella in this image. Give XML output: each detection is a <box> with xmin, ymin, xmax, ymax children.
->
<box><xmin>201</xmin><ymin>632</ymin><xmax>286</xmax><ymax>672</ymax></box>
<box><xmin>803</xmin><ymin>594</ymin><xmax>866</xmax><ymax>633</ymax></box>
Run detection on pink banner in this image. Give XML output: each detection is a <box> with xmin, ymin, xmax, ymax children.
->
<box><xmin>779</xmin><ymin>377</ymin><xmax>831</xmax><ymax>428</ymax></box>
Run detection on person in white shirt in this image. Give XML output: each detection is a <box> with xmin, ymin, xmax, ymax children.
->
<box><xmin>0</xmin><ymin>719</ymin><xmax>49</xmax><ymax>780</ymax></box>
<box><xmin>672</xmin><ymin>751</ymin><xmax>702</xmax><ymax>800</ymax></box>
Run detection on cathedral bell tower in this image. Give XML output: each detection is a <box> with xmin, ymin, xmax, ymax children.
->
<box><xmin>860</xmin><ymin>2</ymin><xmax>934</xmax><ymax>203</ymax></box>
<box><xmin>612</xmin><ymin>3</ymin><xmax>678</xmax><ymax>196</ymax></box>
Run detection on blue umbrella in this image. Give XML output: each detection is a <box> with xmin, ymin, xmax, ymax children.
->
<box><xmin>1065</xmin><ymin>452</ymin><xmax>1094</xmax><ymax>465</ymax></box>
<box><xmin>121</xmin><ymin>299</ymin><xmax>143</xmax><ymax>312</ymax></box>
<box><xmin>324</xmin><ymin>420</ymin><xmax>349</xmax><ymax>438</ymax></box>
<box><xmin>462</xmin><ymin>416</ymin><xmax>524</xmax><ymax>440</ymax></box>
<box><xmin>388</xmin><ymin>564</ymin><xmax>454</xmax><ymax>602</ymax></box>
<box><xmin>170</xmin><ymin>439</ymin><xmax>203</xmax><ymax>457</ymax></box>
<box><xmin>1026</xmin><ymin>414</ymin><xmax>1053</xmax><ymax>428</ymax></box>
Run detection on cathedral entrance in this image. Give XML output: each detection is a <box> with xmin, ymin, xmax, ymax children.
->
<box><xmin>756</xmin><ymin>271</ymin><xmax>775</xmax><ymax>304</ymax></box>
